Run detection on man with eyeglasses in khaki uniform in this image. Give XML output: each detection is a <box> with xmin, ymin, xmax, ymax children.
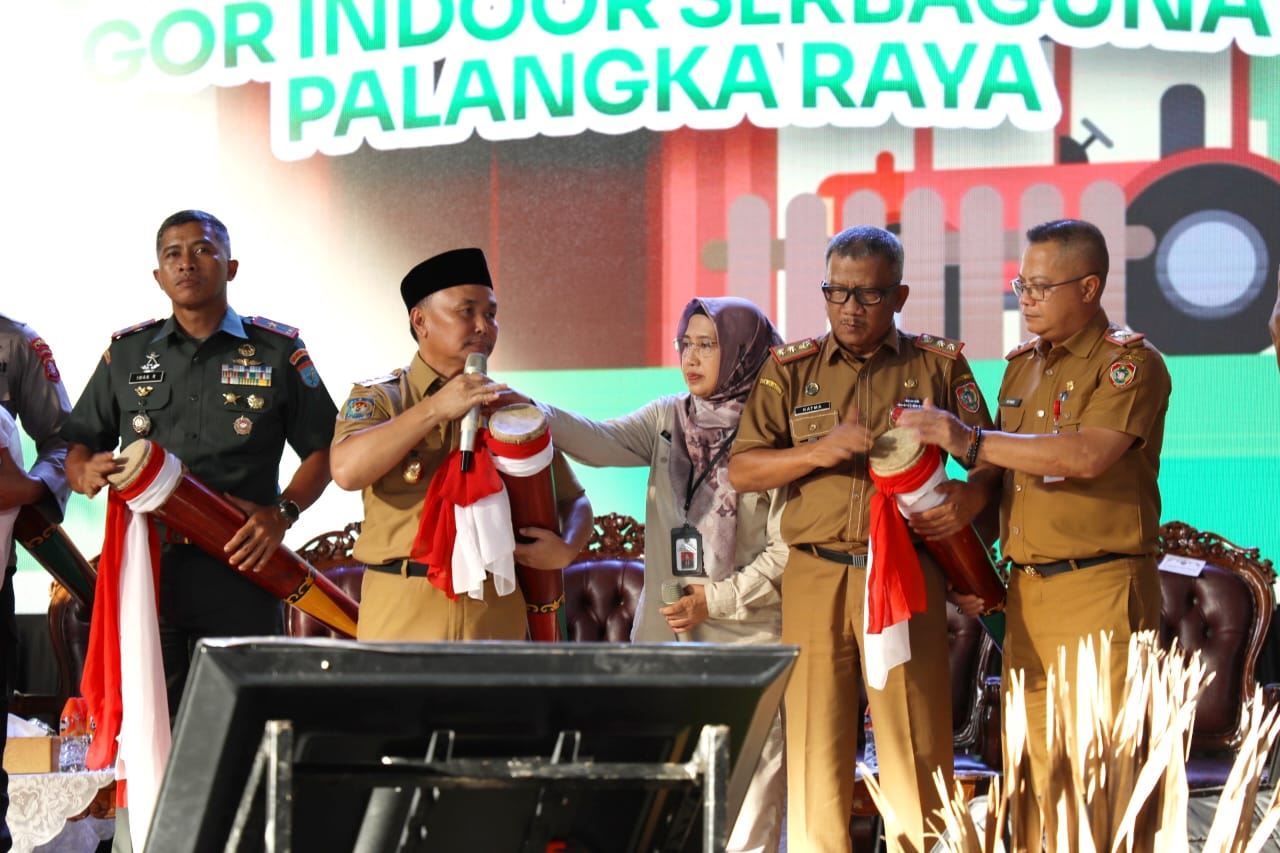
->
<box><xmin>899</xmin><ymin>218</ymin><xmax>1170</xmax><ymax>842</ymax></box>
<box><xmin>730</xmin><ymin>225</ymin><xmax>997</xmax><ymax>853</ymax></box>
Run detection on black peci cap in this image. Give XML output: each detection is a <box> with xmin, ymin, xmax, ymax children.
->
<box><xmin>400</xmin><ymin>247</ymin><xmax>493</xmax><ymax>310</ymax></box>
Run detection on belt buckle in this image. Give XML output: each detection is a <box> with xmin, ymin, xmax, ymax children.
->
<box><xmin>1022</xmin><ymin>564</ymin><xmax>1041</xmax><ymax>578</ymax></box>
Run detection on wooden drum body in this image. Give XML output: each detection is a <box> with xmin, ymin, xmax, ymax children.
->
<box><xmin>488</xmin><ymin>404</ymin><xmax>563</xmax><ymax>642</ymax></box>
<box><xmin>108</xmin><ymin>439</ymin><xmax>359</xmax><ymax>638</ymax></box>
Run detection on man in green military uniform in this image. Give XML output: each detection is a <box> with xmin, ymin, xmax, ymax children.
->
<box><xmin>330</xmin><ymin>247</ymin><xmax>592</xmax><ymax>640</ymax></box>
<box><xmin>63</xmin><ymin>209</ymin><xmax>338</xmax><ymax>714</ymax></box>
<box><xmin>0</xmin><ymin>314</ymin><xmax>72</xmax><ymax>852</ymax></box>
<box><xmin>899</xmin><ymin>218</ymin><xmax>1170</xmax><ymax>841</ymax></box>
<box><xmin>729</xmin><ymin>225</ymin><xmax>997</xmax><ymax>853</ymax></box>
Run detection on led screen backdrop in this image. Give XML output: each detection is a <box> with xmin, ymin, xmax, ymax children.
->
<box><xmin>4</xmin><ymin>1</ymin><xmax>1279</xmax><ymax>611</ymax></box>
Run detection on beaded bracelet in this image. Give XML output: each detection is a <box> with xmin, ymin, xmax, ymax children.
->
<box><xmin>964</xmin><ymin>426</ymin><xmax>984</xmax><ymax>469</ymax></box>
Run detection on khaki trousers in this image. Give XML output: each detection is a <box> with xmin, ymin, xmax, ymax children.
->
<box><xmin>781</xmin><ymin>547</ymin><xmax>954</xmax><ymax>853</ymax></box>
<box><xmin>1002</xmin><ymin>555</ymin><xmax>1161</xmax><ymax>843</ymax></box>
<box><xmin>356</xmin><ymin>570</ymin><xmax>529</xmax><ymax>641</ymax></box>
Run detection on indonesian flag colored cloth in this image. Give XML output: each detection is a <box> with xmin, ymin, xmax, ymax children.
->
<box><xmin>0</xmin><ymin>408</ymin><xmax>24</xmax><ymax>574</ymax></box>
<box><xmin>81</xmin><ymin>448</ymin><xmax>180</xmax><ymax>853</ymax></box>
<box><xmin>863</xmin><ymin>443</ymin><xmax>946</xmax><ymax>690</ymax></box>
<box><xmin>410</xmin><ymin>430</ymin><xmax>518</xmax><ymax>601</ymax></box>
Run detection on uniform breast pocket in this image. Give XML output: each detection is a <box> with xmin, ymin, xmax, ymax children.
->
<box><xmin>119</xmin><ymin>382</ymin><xmax>173</xmax><ymax>415</ymax></box>
<box><xmin>790</xmin><ymin>408</ymin><xmax>837</xmax><ymax>443</ymax></box>
<box><xmin>998</xmin><ymin>404</ymin><xmax>1024</xmax><ymax>433</ymax></box>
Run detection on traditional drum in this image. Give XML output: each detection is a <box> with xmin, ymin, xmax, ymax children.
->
<box><xmin>14</xmin><ymin>505</ymin><xmax>98</xmax><ymax>608</ymax></box>
<box><xmin>869</xmin><ymin>427</ymin><xmax>1006</xmax><ymax>644</ymax></box>
<box><xmin>106</xmin><ymin>439</ymin><xmax>359</xmax><ymax>638</ymax></box>
<box><xmin>488</xmin><ymin>404</ymin><xmax>563</xmax><ymax>642</ymax></box>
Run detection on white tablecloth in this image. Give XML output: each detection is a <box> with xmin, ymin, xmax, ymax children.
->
<box><xmin>9</xmin><ymin>770</ymin><xmax>114</xmax><ymax>853</ymax></box>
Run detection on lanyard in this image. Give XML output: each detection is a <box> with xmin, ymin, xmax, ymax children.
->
<box><xmin>682</xmin><ymin>429</ymin><xmax>738</xmax><ymax>518</ymax></box>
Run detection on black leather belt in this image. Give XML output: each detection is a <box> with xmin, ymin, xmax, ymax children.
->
<box><xmin>798</xmin><ymin>544</ymin><xmax>869</xmax><ymax>568</ymax></box>
<box><xmin>1016</xmin><ymin>553</ymin><xmax>1128</xmax><ymax>579</ymax></box>
<box><xmin>366</xmin><ymin>560</ymin><xmax>431</xmax><ymax>578</ymax></box>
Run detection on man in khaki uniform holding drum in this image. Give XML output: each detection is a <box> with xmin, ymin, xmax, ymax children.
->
<box><xmin>729</xmin><ymin>226</ymin><xmax>997</xmax><ymax>853</ymax></box>
<box><xmin>330</xmin><ymin>247</ymin><xmax>592</xmax><ymax>640</ymax></box>
<box><xmin>899</xmin><ymin>219</ymin><xmax>1170</xmax><ymax>839</ymax></box>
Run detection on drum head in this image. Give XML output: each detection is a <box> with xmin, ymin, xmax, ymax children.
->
<box><xmin>868</xmin><ymin>427</ymin><xmax>925</xmax><ymax>476</ymax></box>
<box><xmin>107</xmin><ymin>439</ymin><xmax>157</xmax><ymax>490</ymax></box>
<box><xmin>489</xmin><ymin>404</ymin><xmax>548</xmax><ymax>445</ymax></box>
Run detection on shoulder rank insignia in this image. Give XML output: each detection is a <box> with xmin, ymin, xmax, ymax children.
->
<box><xmin>770</xmin><ymin>339</ymin><xmax>818</xmax><ymax>365</ymax></box>
<box><xmin>355</xmin><ymin>369</ymin><xmax>403</xmax><ymax>388</ymax></box>
<box><xmin>111</xmin><ymin>318</ymin><xmax>162</xmax><ymax>340</ymax></box>
<box><xmin>247</xmin><ymin>316</ymin><xmax>300</xmax><ymax>339</ymax></box>
<box><xmin>915</xmin><ymin>333</ymin><xmax>964</xmax><ymax>359</ymax></box>
<box><xmin>1005</xmin><ymin>337</ymin><xmax>1038</xmax><ymax>360</ymax></box>
<box><xmin>1105</xmin><ymin>326</ymin><xmax>1146</xmax><ymax>348</ymax></box>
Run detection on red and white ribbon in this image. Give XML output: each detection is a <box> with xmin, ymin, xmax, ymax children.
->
<box><xmin>864</xmin><ymin>445</ymin><xmax>946</xmax><ymax>690</ymax></box>
<box><xmin>82</xmin><ymin>445</ymin><xmax>180</xmax><ymax>853</ymax></box>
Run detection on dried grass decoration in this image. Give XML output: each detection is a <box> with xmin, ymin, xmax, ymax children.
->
<box><xmin>859</xmin><ymin>631</ymin><xmax>1280</xmax><ymax>853</ymax></box>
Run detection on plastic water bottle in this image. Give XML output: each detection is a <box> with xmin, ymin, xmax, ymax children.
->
<box><xmin>862</xmin><ymin>707</ymin><xmax>877</xmax><ymax>773</ymax></box>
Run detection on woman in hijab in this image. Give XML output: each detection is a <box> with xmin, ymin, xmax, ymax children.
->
<box><xmin>535</xmin><ymin>296</ymin><xmax>786</xmax><ymax>853</ymax></box>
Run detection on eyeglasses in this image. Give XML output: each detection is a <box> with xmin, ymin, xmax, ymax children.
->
<box><xmin>1010</xmin><ymin>272</ymin><xmax>1096</xmax><ymax>302</ymax></box>
<box><xmin>821</xmin><ymin>282</ymin><xmax>900</xmax><ymax>305</ymax></box>
<box><xmin>674</xmin><ymin>338</ymin><xmax>718</xmax><ymax>358</ymax></box>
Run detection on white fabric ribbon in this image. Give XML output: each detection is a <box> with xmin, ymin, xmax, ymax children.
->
<box><xmin>450</xmin><ymin>442</ymin><xmax>555</xmax><ymax>601</ymax></box>
<box><xmin>116</xmin><ymin>450</ymin><xmax>181</xmax><ymax>853</ymax></box>
<box><xmin>0</xmin><ymin>409</ymin><xmax>24</xmax><ymax>576</ymax></box>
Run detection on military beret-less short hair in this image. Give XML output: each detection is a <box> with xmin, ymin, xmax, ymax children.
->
<box><xmin>400</xmin><ymin>247</ymin><xmax>493</xmax><ymax>311</ymax></box>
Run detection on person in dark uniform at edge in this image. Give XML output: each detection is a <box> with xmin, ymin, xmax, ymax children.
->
<box><xmin>62</xmin><ymin>209</ymin><xmax>338</xmax><ymax>710</ymax></box>
<box><xmin>0</xmin><ymin>315</ymin><xmax>72</xmax><ymax>853</ymax></box>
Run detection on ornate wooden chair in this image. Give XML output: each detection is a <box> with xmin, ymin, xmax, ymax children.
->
<box><xmin>562</xmin><ymin>512</ymin><xmax>645</xmax><ymax>642</ymax></box>
<box><xmin>288</xmin><ymin>522</ymin><xmax>365</xmax><ymax>638</ymax></box>
<box><xmin>1156</xmin><ymin>520</ymin><xmax>1280</xmax><ymax>789</ymax></box>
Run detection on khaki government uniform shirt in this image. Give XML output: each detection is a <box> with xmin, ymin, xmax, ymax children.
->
<box><xmin>998</xmin><ymin>310</ymin><xmax>1170</xmax><ymax>564</ymax></box>
<box><xmin>732</xmin><ymin>328</ymin><xmax>995</xmax><ymax>550</ymax></box>
<box><xmin>334</xmin><ymin>353</ymin><xmax>584</xmax><ymax>566</ymax></box>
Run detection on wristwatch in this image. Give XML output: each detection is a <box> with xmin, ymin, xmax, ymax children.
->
<box><xmin>277</xmin><ymin>498</ymin><xmax>301</xmax><ymax>527</ymax></box>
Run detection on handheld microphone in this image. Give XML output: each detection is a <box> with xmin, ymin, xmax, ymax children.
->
<box><xmin>661</xmin><ymin>580</ymin><xmax>691</xmax><ymax>643</ymax></box>
<box><xmin>459</xmin><ymin>352</ymin><xmax>487</xmax><ymax>472</ymax></box>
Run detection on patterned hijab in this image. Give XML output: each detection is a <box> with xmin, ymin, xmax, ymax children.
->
<box><xmin>669</xmin><ymin>297</ymin><xmax>782</xmax><ymax>581</ymax></box>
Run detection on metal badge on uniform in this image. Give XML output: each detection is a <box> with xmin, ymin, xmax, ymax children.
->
<box><xmin>233</xmin><ymin>416</ymin><xmax>253</xmax><ymax>435</ymax></box>
<box><xmin>129</xmin><ymin>352</ymin><xmax>164</xmax><ymax>385</ymax></box>
<box><xmin>238</xmin><ymin>343</ymin><xmax>256</xmax><ymax>358</ymax></box>
<box><xmin>223</xmin><ymin>392</ymin><xmax>240</xmax><ymax>406</ymax></box>
<box><xmin>246</xmin><ymin>394</ymin><xmax>266</xmax><ymax>410</ymax></box>
<box><xmin>670</xmin><ymin>524</ymin><xmax>705</xmax><ymax>577</ymax></box>
<box><xmin>221</xmin><ymin>363</ymin><xmax>273</xmax><ymax>387</ymax></box>
<box><xmin>131</xmin><ymin>411</ymin><xmax>152</xmax><ymax>436</ymax></box>
<box><xmin>904</xmin><ymin>378</ymin><xmax>918</xmax><ymax>389</ymax></box>
<box><xmin>403</xmin><ymin>459</ymin><xmax>422</xmax><ymax>483</ymax></box>
<box><xmin>804</xmin><ymin>382</ymin><xmax>820</xmax><ymax>397</ymax></box>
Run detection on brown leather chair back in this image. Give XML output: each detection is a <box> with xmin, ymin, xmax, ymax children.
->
<box><xmin>562</xmin><ymin>513</ymin><xmax>645</xmax><ymax>643</ymax></box>
<box><xmin>563</xmin><ymin>560</ymin><xmax>644</xmax><ymax>642</ymax></box>
<box><xmin>1156</xmin><ymin>521</ymin><xmax>1277</xmax><ymax>787</ymax></box>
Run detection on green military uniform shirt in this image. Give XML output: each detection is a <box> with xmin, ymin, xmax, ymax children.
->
<box><xmin>998</xmin><ymin>310</ymin><xmax>1170</xmax><ymax>564</ymax></box>
<box><xmin>732</xmin><ymin>328</ymin><xmax>995</xmax><ymax>550</ymax></box>
<box><xmin>333</xmin><ymin>352</ymin><xmax>585</xmax><ymax>566</ymax></box>
<box><xmin>62</xmin><ymin>307</ymin><xmax>338</xmax><ymax>506</ymax></box>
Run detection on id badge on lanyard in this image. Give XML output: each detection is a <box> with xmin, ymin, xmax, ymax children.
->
<box><xmin>671</xmin><ymin>523</ymin><xmax>705</xmax><ymax>577</ymax></box>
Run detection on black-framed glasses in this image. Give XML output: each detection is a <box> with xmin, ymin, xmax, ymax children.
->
<box><xmin>821</xmin><ymin>282</ymin><xmax>900</xmax><ymax>305</ymax></box>
<box><xmin>673</xmin><ymin>338</ymin><xmax>718</xmax><ymax>358</ymax></box>
<box><xmin>1010</xmin><ymin>272</ymin><xmax>1097</xmax><ymax>302</ymax></box>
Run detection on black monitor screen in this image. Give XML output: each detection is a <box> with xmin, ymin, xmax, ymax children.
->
<box><xmin>150</xmin><ymin>639</ymin><xmax>796</xmax><ymax>853</ymax></box>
